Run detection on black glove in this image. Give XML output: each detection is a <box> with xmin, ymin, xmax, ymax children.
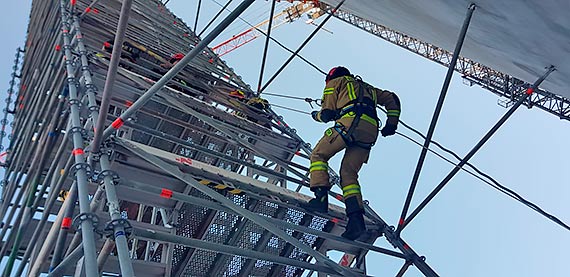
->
<box><xmin>311</xmin><ymin>111</ymin><xmax>319</xmax><ymax>121</ymax></box>
<box><xmin>381</xmin><ymin>124</ymin><xmax>397</xmax><ymax>137</ymax></box>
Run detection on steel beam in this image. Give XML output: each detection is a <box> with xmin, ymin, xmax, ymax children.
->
<box><xmin>54</xmin><ymin>3</ymin><xmax>99</xmax><ymax>275</ymax></box>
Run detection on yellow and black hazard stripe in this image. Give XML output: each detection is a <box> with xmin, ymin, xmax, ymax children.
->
<box><xmin>199</xmin><ymin>179</ymin><xmax>243</xmax><ymax>195</ymax></box>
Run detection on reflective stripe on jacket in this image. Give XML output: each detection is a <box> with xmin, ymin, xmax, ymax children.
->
<box><xmin>316</xmin><ymin>76</ymin><xmax>401</xmax><ymax>127</ymax></box>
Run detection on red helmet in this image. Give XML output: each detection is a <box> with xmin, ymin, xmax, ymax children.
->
<box><xmin>171</xmin><ymin>53</ymin><xmax>185</xmax><ymax>60</ymax></box>
<box><xmin>325</xmin><ymin>66</ymin><xmax>351</xmax><ymax>83</ymax></box>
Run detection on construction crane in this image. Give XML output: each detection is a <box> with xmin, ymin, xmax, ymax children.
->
<box><xmin>212</xmin><ymin>2</ymin><xmax>324</xmax><ymax>57</ymax></box>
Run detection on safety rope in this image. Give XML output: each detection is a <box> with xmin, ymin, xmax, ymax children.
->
<box><xmin>262</xmin><ymin>92</ymin><xmax>322</xmax><ymax>108</ymax></box>
<box><xmin>269</xmin><ymin>103</ymin><xmax>310</xmax><ymax>115</ymax></box>
<box><xmin>258</xmin><ymin>91</ymin><xmax>570</xmax><ymax>231</ymax></box>
<box><xmin>375</xmin><ymin>107</ymin><xmax>570</xmax><ymax>232</ymax></box>
<box><xmin>157</xmin><ymin>1</ymin><xmax>568</xmax><ymax>232</ymax></box>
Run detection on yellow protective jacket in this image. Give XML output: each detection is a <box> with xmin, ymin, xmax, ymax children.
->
<box><xmin>314</xmin><ymin>75</ymin><xmax>401</xmax><ymax>143</ymax></box>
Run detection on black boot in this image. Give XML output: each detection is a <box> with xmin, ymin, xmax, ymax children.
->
<box><xmin>302</xmin><ymin>187</ymin><xmax>329</xmax><ymax>213</ymax></box>
<box><xmin>341</xmin><ymin>211</ymin><xmax>366</xmax><ymax>240</ymax></box>
<box><xmin>341</xmin><ymin>197</ymin><xmax>366</xmax><ymax>240</ymax></box>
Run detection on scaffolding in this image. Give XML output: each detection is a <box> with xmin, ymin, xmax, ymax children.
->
<box><xmin>3</xmin><ymin>0</ymin><xmax>561</xmax><ymax>276</ymax></box>
<box><xmin>0</xmin><ymin>0</ymin><xmax>433</xmax><ymax>276</ymax></box>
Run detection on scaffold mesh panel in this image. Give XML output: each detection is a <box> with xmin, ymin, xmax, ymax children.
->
<box><xmin>171</xmin><ymin>189</ymin><xmax>211</xmax><ymax>274</ymax></box>
<box><xmin>135</xmin><ymin>111</ymin><xmax>160</xmax><ymax>129</ymax></box>
<box><xmin>131</xmin><ymin>129</ymin><xmax>152</xmax><ymax>145</ymax></box>
<box><xmin>182</xmin><ymin>193</ymin><xmax>247</xmax><ymax>276</ymax></box>
<box><xmin>216</xmin><ymin>200</ymin><xmax>280</xmax><ymax>276</ymax></box>
<box><xmin>150</xmin><ymin>136</ymin><xmax>176</xmax><ymax>152</ymax></box>
<box><xmin>279</xmin><ymin>216</ymin><xmax>328</xmax><ymax>276</ymax></box>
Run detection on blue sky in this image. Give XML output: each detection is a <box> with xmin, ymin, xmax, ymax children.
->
<box><xmin>2</xmin><ymin>1</ymin><xmax>569</xmax><ymax>276</ymax></box>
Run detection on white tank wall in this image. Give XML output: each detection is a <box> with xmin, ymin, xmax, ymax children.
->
<box><xmin>323</xmin><ymin>0</ymin><xmax>570</xmax><ymax>98</ymax></box>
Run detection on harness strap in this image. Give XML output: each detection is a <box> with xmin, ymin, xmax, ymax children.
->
<box><xmin>334</xmin><ymin>122</ymin><xmax>374</xmax><ymax>150</ymax></box>
<box><xmin>335</xmin><ymin>76</ymin><xmax>377</xmax><ymax>149</ymax></box>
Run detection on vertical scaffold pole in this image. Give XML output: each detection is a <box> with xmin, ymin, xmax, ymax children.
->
<box><xmin>13</xmin><ymin>112</ymin><xmax>69</xmax><ymax>276</ymax></box>
<box><xmin>57</xmin><ymin>1</ymin><xmax>100</xmax><ymax>276</ymax></box>
<box><xmin>2</xmin><ymin>72</ymin><xmax>69</xmax><ymax>277</ymax></box>
<box><xmin>72</xmin><ymin>7</ymin><xmax>137</xmax><ymax>273</ymax></box>
<box><xmin>397</xmin><ymin>3</ymin><xmax>477</xmax><ymax>234</ymax></box>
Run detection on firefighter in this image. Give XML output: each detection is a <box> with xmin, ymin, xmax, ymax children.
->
<box><xmin>303</xmin><ymin>66</ymin><xmax>401</xmax><ymax>240</ymax></box>
<box><xmin>102</xmin><ymin>39</ymin><xmax>141</xmax><ymax>63</ymax></box>
<box><xmin>234</xmin><ymin>96</ymin><xmax>272</xmax><ymax>128</ymax></box>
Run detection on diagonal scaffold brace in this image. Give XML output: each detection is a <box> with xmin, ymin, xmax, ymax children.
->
<box><xmin>116</xmin><ymin>137</ymin><xmax>362</xmax><ymax>277</ymax></box>
<box><xmin>98</xmin><ymin>0</ymin><xmax>256</xmax><ymax>142</ymax></box>
<box><xmin>397</xmin><ymin>3</ymin><xmax>477</xmax><ymax>235</ymax></box>
<box><xmin>401</xmin><ymin>65</ymin><xmax>556</xmax><ymax>230</ymax></box>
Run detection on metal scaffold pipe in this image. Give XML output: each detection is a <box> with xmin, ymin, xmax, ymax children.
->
<box><xmin>0</xmin><ymin>68</ymin><xmax>53</xmax><ymax>218</ymax></box>
<box><xmin>48</xmin><ymin>181</ymin><xmax>78</xmax><ymax>272</ymax></box>
<box><xmin>402</xmin><ymin>65</ymin><xmax>556</xmax><ymax>229</ymax></box>
<box><xmin>91</xmin><ymin>0</ymin><xmax>133</xmax><ymax>154</ymax></box>
<box><xmin>99</xmin><ymin>156</ymin><xmax>135</xmax><ymax>276</ymax></box>
<box><xmin>0</xmin><ymin>21</ymin><xmax>66</xmax><ymax>225</ymax></box>
<box><xmin>65</xmin><ymin>10</ymin><xmax>137</xmax><ymax>275</ymax></box>
<box><xmin>54</xmin><ymin>1</ymin><xmax>100</xmax><ymax>276</ymax></box>
<box><xmin>28</xmin><ymin>179</ymin><xmax>75</xmax><ymax>276</ymax></box>
<box><xmin>256</xmin><ymin>0</ymin><xmax>277</xmax><ymax>92</ymax></box>
<box><xmin>397</xmin><ymin>3</ymin><xmax>477</xmax><ymax>234</ymax></box>
<box><xmin>53</xmin><ymin>186</ymin><xmax>105</xmax><ymax>274</ymax></box>
<box><xmin>259</xmin><ymin>0</ymin><xmax>346</xmax><ymax>94</ymax></box>
<box><xmin>1</xmin><ymin>68</ymin><xmax>68</xmax><ymax>275</ymax></box>
<box><xmin>48</xmin><ymin>243</ymin><xmax>85</xmax><ymax>276</ymax></box>
<box><xmin>13</xmin><ymin>108</ymin><xmax>69</xmax><ymax>276</ymax></box>
<box><xmin>101</xmin><ymin>0</ymin><xmax>256</xmax><ymax>141</ymax></box>
<box><xmin>118</xmin><ymin>138</ymin><xmax>360</xmax><ymax>277</ymax></box>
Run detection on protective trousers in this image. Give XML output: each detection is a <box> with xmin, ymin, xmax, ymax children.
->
<box><xmin>310</xmin><ymin>127</ymin><xmax>373</xmax><ymax>214</ymax></box>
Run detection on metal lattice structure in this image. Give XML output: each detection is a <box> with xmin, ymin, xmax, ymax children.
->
<box><xmin>320</xmin><ymin>3</ymin><xmax>570</xmax><ymax>121</ymax></box>
<box><xmin>0</xmin><ymin>0</ymin><xmax>438</xmax><ymax>276</ymax></box>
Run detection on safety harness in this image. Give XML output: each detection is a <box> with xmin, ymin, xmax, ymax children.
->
<box><xmin>334</xmin><ymin>76</ymin><xmax>379</xmax><ymax>150</ymax></box>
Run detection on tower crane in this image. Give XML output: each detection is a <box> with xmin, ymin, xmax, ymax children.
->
<box><xmin>212</xmin><ymin>1</ymin><xmax>324</xmax><ymax>57</ymax></box>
